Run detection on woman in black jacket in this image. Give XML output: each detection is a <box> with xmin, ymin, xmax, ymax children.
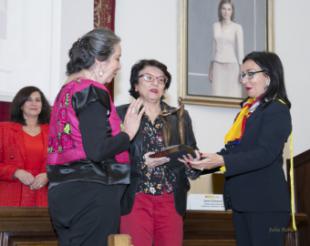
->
<box><xmin>189</xmin><ymin>51</ymin><xmax>292</xmax><ymax>246</ymax></box>
<box><xmin>117</xmin><ymin>59</ymin><xmax>199</xmax><ymax>246</ymax></box>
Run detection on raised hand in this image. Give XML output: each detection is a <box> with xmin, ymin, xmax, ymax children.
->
<box><xmin>123</xmin><ymin>98</ymin><xmax>145</xmax><ymax>140</ymax></box>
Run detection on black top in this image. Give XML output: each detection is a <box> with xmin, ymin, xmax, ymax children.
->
<box><xmin>73</xmin><ymin>85</ymin><xmax>130</xmax><ymax>161</ymax></box>
<box><xmin>78</xmin><ymin>101</ymin><xmax>130</xmax><ymax>162</ymax></box>
<box><xmin>220</xmin><ymin>100</ymin><xmax>292</xmax><ymax>212</ymax></box>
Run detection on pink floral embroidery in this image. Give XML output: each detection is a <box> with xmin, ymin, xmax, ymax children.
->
<box><xmin>58</xmin><ymin>108</ymin><xmax>67</xmax><ymax>123</ymax></box>
<box><xmin>61</xmin><ymin>134</ymin><xmax>73</xmax><ymax>150</ymax></box>
<box><xmin>48</xmin><ymin>137</ymin><xmax>59</xmax><ymax>153</ymax></box>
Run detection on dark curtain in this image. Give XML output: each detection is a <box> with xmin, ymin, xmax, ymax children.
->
<box><xmin>94</xmin><ymin>0</ymin><xmax>115</xmax><ymax>31</ymax></box>
<box><xmin>94</xmin><ymin>0</ymin><xmax>116</xmax><ymax>97</ymax></box>
<box><xmin>0</xmin><ymin>101</ymin><xmax>11</xmax><ymax>122</ymax></box>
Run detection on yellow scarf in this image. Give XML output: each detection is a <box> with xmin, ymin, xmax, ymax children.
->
<box><xmin>224</xmin><ymin>97</ymin><xmax>257</xmax><ymax>144</ymax></box>
<box><xmin>220</xmin><ymin>98</ymin><xmax>257</xmax><ymax>172</ymax></box>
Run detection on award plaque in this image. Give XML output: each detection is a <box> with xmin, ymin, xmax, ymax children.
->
<box><xmin>149</xmin><ymin>144</ymin><xmax>196</xmax><ymax>160</ymax></box>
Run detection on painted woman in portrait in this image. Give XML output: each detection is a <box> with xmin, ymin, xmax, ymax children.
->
<box><xmin>209</xmin><ymin>0</ymin><xmax>244</xmax><ymax>98</ymax></box>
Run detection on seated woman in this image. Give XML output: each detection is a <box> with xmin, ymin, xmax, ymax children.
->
<box><xmin>0</xmin><ymin>86</ymin><xmax>50</xmax><ymax>207</ymax></box>
<box><xmin>118</xmin><ymin>59</ymin><xmax>200</xmax><ymax>246</ymax></box>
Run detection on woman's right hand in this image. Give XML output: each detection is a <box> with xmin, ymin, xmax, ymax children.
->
<box><xmin>189</xmin><ymin>152</ymin><xmax>224</xmax><ymax>171</ymax></box>
<box><xmin>144</xmin><ymin>152</ymin><xmax>170</xmax><ymax>169</ymax></box>
<box><xmin>123</xmin><ymin>98</ymin><xmax>145</xmax><ymax>140</ymax></box>
<box><xmin>14</xmin><ymin>169</ymin><xmax>35</xmax><ymax>186</ymax></box>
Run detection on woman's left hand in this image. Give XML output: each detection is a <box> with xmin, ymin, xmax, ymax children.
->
<box><xmin>30</xmin><ymin>173</ymin><xmax>48</xmax><ymax>190</ymax></box>
<box><xmin>144</xmin><ymin>152</ymin><xmax>170</xmax><ymax>169</ymax></box>
<box><xmin>189</xmin><ymin>152</ymin><xmax>224</xmax><ymax>171</ymax></box>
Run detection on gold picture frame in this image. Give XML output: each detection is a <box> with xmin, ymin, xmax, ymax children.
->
<box><xmin>178</xmin><ymin>0</ymin><xmax>274</xmax><ymax>108</ymax></box>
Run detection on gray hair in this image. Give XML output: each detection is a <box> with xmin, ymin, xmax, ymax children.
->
<box><xmin>66</xmin><ymin>28</ymin><xmax>121</xmax><ymax>75</ymax></box>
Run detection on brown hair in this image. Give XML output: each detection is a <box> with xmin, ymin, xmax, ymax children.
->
<box><xmin>218</xmin><ymin>0</ymin><xmax>235</xmax><ymax>21</ymax></box>
<box><xmin>10</xmin><ymin>86</ymin><xmax>50</xmax><ymax>125</ymax></box>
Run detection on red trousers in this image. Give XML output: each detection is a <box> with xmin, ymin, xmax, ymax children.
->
<box><xmin>120</xmin><ymin>192</ymin><xmax>183</xmax><ymax>246</ymax></box>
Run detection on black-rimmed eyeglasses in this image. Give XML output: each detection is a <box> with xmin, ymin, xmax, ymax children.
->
<box><xmin>240</xmin><ymin>70</ymin><xmax>265</xmax><ymax>81</ymax></box>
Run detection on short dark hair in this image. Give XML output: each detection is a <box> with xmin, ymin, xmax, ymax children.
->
<box><xmin>10</xmin><ymin>86</ymin><xmax>51</xmax><ymax>124</ymax></box>
<box><xmin>243</xmin><ymin>51</ymin><xmax>291</xmax><ymax>108</ymax></box>
<box><xmin>66</xmin><ymin>28</ymin><xmax>121</xmax><ymax>75</ymax></box>
<box><xmin>218</xmin><ymin>0</ymin><xmax>235</xmax><ymax>21</ymax></box>
<box><xmin>129</xmin><ymin>59</ymin><xmax>171</xmax><ymax>99</ymax></box>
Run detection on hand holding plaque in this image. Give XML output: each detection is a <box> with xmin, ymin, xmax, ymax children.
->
<box><xmin>149</xmin><ymin>144</ymin><xmax>196</xmax><ymax>161</ymax></box>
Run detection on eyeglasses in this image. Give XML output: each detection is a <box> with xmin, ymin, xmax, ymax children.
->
<box><xmin>138</xmin><ymin>73</ymin><xmax>168</xmax><ymax>86</ymax></box>
<box><xmin>240</xmin><ymin>70</ymin><xmax>265</xmax><ymax>81</ymax></box>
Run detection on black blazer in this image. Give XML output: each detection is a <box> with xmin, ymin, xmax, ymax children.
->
<box><xmin>221</xmin><ymin>100</ymin><xmax>291</xmax><ymax>212</ymax></box>
<box><xmin>117</xmin><ymin>102</ymin><xmax>198</xmax><ymax>216</ymax></box>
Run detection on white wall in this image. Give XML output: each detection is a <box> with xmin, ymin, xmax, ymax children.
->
<box><xmin>274</xmin><ymin>0</ymin><xmax>310</xmax><ymax>157</ymax></box>
<box><xmin>115</xmin><ymin>0</ymin><xmax>310</xmax><ymax>193</ymax></box>
<box><xmin>0</xmin><ymin>0</ymin><xmax>53</xmax><ymax>101</ymax></box>
<box><xmin>0</xmin><ymin>0</ymin><xmax>93</xmax><ymax>103</ymax></box>
<box><xmin>55</xmin><ymin>0</ymin><xmax>94</xmax><ymax>100</ymax></box>
<box><xmin>114</xmin><ymin>0</ymin><xmax>178</xmax><ymax>106</ymax></box>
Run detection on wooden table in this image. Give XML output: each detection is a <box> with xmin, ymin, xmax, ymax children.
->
<box><xmin>0</xmin><ymin>208</ymin><xmax>307</xmax><ymax>246</ymax></box>
<box><xmin>184</xmin><ymin>210</ymin><xmax>308</xmax><ymax>246</ymax></box>
<box><xmin>0</xmin><ymin>207</ymin><xmax>56</xmax><ymax>246</ymax></box>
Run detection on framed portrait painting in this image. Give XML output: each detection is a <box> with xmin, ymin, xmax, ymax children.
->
<box><xmin>179</xmin><ymin>0</ymin><xmax>274</xmax><ymax>107</ymax></box>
